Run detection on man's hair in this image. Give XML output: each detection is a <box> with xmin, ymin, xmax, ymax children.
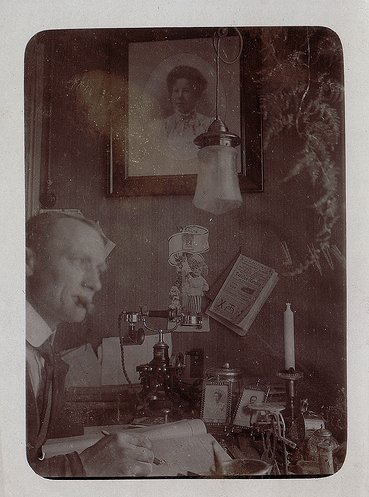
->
<box><xmin>166</xmin><ymin>65</ymin><xmax>207</xmax><ymax>98</ymax></box>
<box><xmin>26</xmin><ymin>211</ymin><xmax>104</xmax><ymax>253</ymax></box>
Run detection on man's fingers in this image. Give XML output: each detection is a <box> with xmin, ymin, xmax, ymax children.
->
<box><xmin>82</xmin><ymin>432</ymin><xmax>155</xmax><ymax>477</ymax></box>
<box><xmin>129</xmin><ymin>433</ymin><xmax>153</xmax><ymax>450</ymax></box>
<box><xmin>113</xmin><ymin>433</ymin><xmax>154</xmax><ymax>463</ymax></box>
<box><xmin>130</xmin><ymin>461</ymin><xmax>153</xmax><ymax>477</ymax></box>
<box><xmin>129</xmin><ymin>445</ymin><xmax>154</xmax><ymax>463</ymax></box>
<box><xmin>116</xmin><ymin>432</ymin><xmax>153</xmax><ymax>449</ymax></box>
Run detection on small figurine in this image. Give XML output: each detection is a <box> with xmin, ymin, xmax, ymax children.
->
<box><xmin>169</xmin><ymin>285</ymin><xmax>182</xmax><ymax>313</ymax></box>
<box><xmin>183</xmin><ymin>254</ymin><xmax>209</xmax><ymax>314</ymax></box>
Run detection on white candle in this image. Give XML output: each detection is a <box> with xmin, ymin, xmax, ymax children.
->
<box><xmin>284</xmin><ymin>303</ymin><xmax>295</xmax><ymax>370</ymax></box>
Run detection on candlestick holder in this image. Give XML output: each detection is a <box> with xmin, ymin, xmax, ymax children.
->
<box><xmin>277</xmin><ymin>368</ymin><xmax>303</xmax><ymax>443</ymax></box>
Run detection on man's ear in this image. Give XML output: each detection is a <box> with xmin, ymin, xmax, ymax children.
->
<box><xmin>26</xmin><ymin>247</ymin><xmax>36</xmax><ymax>277</ymax></box>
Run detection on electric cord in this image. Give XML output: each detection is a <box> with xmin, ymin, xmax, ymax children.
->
<box><xmin>118</xmin><ymin>311</ymin><xmax>134</xmax><ymax>387</ymax></box>
<box><xmin>212</xmin><ymin>27</ymin><xmax>244</xmax><ymax>120</ymax></box>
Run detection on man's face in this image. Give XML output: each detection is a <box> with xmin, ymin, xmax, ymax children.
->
<box><xmin>170</xmin><ymin>78</ymin><xmax>198</xmax><ymax>115</ymax></box>
<box><xmin>27</xmin><ymin>218</ymin><xmax>107</xmax><ymax>329</ymax></box>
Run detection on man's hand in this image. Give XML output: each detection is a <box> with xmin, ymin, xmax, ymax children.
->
<box><xmin>79</xmin><ymin>432</ymin><xmax>154</xmax><ymax>477</ymax></box>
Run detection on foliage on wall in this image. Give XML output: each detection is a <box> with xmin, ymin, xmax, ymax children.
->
<box><xmin>259</xmin><ymin>27</ymin><xmax>345</xmax><ymax>276</ymax></box>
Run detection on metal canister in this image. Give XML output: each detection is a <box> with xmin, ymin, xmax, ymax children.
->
<box><xmin>318</xmin><ymin>443</ymin><xmax>335</xmax><ymax>475</ymax></box>
<box><xmin>306</xmin><ymin>427</ymin><xmax>339</xmax><ymax>466</ymax></box>
<box><xmin>205</xmin><ymin>363</ymin><xmax>243</xmax><ymax>415</ymax></box>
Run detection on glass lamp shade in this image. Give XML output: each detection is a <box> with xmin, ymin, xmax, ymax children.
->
<box><xmin>193</xmin><ymin>145</ymin><xmax>242</xmax><ymax>215</ymax></box>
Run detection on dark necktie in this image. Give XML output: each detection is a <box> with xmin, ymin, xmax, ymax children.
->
<box><xmin>32</xmin><ymin>338</ymin><xmax>69</xmax><ymax>460</ymax></box>
<box><xmin>36</xmin><ymin>338</ymin><xmax>55</xmax><ymax>440</ymax></box>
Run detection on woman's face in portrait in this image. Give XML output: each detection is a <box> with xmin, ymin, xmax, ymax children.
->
<box><xmin>170</xmin><ymin>78</ymin><xmax>198</xmax><ymax>114</ymax></box>
<box><xmin>214</xmin><ymin>391</ymin><xmax>222</xmax><ymax>403</ymax></box>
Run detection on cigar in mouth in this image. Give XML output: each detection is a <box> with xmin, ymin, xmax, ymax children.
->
<box><xmin>77</xmin><ymin>297</ymin><xmax>95</xmax><ymax>314</ymax></box>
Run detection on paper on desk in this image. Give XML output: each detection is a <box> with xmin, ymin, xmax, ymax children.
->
<box><xmin>43</xmin><ymin>419</ymin><xmax>231</xmax><ymax>476</ymax></box>
<box><xmin>44</xmin><ymin>433</ymin><xmax>230</xmax><ymax>477</ymax></box>
<box><xmin>150</xmin><ymin>433</ymin><xmax>231</xmax><ymax>477</ymax></box>
<box><xmin>43</xmin><ymin>432</ymin><xmax>104</xmax><ymax>457</ymax></box>
<box><xmin>44</xmin><ymin>419</ymin><xmax>205</xmax><ymax>456</ymax></box>
<box><xmin>83</xmin><ymin>419</ymin><xmax>206</xmax><ymax>439</ymax></box>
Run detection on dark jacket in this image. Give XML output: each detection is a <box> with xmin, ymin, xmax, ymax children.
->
<box><xmin>26</xmin><ymin>347</ymin><xmax>86</xmax><ymax>477</ymax></box>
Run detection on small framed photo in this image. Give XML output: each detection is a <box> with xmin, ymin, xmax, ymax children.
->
<box><xmin>201</xmin><ymin>381</ymin><xmax>231</xmax><ymax>425</ymax></box>
<box><xmin>232</xmin><ymin>387</ymin><xmax>267</xmax><ymax>428</ymax></box>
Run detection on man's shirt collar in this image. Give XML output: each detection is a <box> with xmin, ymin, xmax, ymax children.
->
<box><xmin>26</xmin><ymin>301</ymin><xmax>55</xmax><ymax>348</ymax></box>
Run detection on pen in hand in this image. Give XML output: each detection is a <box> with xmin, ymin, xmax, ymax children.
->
<box><xmin>101</xmin><ymin>430</ymin><xmax>165</xmax><ymax>465</ymax></box>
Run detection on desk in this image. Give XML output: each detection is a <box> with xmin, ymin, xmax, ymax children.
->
<box><xmin>54</xmin><ymin>385</ymin><xmax>139</xmax><ymax>437</ymax></box>
<box><xmin>55</xmin><ymin>385</ymin><xmax>261</xmax><ymax>465</ymax></box>
<box><xmin>53</xmin><ymin>384</ymin><xmax>345</xmax><ymax>476</ymax></box>
<box><xmin>56</xmin><ymin>382</ymin><xmax>202</xmax><ymax>436</ymax></box>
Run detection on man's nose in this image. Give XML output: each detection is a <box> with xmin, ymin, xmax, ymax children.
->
<box><xmin>83</xmin><ymin>268</ymin><xmax>102</xmax><ymax>292</ymax></box>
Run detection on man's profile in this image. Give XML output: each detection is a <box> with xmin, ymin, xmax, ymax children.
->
<box><xmin>26</xmin><ymin>211</ymin><xmax>154</xmax><ymax>477</ymax></box>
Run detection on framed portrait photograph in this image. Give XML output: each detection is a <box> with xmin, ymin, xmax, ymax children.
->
<box><xmin>232</xmin><ymin>387</ymin><xmax>266</xmax><ymax>428</ymax></box>
<box><xmin>106</xmin><ymin>27</ymin><xmax>263</xmax><ymax>196</ymax></box>
<box><xmin>201</xmin><ymin>381</ymin><xmax>231</xmax><ymax>425</ymax></box>
<box><xmin>128</xmin><ymin>34</ymin><xmax>240</xmax><ymax>176</ymax></box>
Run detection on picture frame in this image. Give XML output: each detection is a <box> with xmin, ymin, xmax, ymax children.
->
<box><xmin>232</xmin><ymin>387</ymin><xmax>267</xmax><ymax>429</ymax></box>
<box><xmin>200</xmin><ymin>381</ymin><xmax>232</xmax><ymax>426</ymax></box>
<box><xmin>106</xmin><ymin>27</ymin><xmax>263</xmax><ymax>197</ymax></box>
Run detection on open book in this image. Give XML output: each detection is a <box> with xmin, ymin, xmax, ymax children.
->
<box><xmin>206</xmin><ymin>253</ymin><xmax>278</xmax><ymax>336</ymax></box>
<box><xmin>43</xmin><ymin>419</ymin><xmax>231</xmax><ymax>476</ymax></box>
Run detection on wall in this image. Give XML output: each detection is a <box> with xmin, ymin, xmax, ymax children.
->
<box><xmin>25</xmin><ymin>27</ymin><xmax>346</xmax><ymax>417</ymax></box>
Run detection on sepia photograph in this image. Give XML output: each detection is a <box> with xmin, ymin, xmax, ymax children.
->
<box><xmin>23</xmin><ymin>24</ymin><xmax>347</xmax><ymax>480</ymax></box>
<box><xmin>2</xmin><ymin>0</ymin><xmax>369</xmax><ymax>495</ymax></box>
<box><xmin>201</xmin><ymin>382</ymin><xmax>231</xmax><ymax>425</ymax></box>
<box><xmin>232</xmin><ymin>387</ymin><xmax>266</xmax><ymax>428</ymax></box>
<box><xmin>127</xmin><ymin>34</ymin><xmax>240</xmax><ymax>176</ymax></box>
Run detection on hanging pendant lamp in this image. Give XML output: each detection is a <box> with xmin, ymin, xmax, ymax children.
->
<box><xmin>193</xmin><ymin>28</ymin><xmax>243</xmax><ymax>215</ymax></box>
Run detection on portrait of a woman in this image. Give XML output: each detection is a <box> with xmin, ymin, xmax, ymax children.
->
<box><xmin>155</xmin><ymin>65</ymin><xmax>213</xmax><ymax>161</ymax></box>
<box><xmin>127</xmin><ymin>37</ymin><xmax>239</xmax><ymax>177</ymax></box>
